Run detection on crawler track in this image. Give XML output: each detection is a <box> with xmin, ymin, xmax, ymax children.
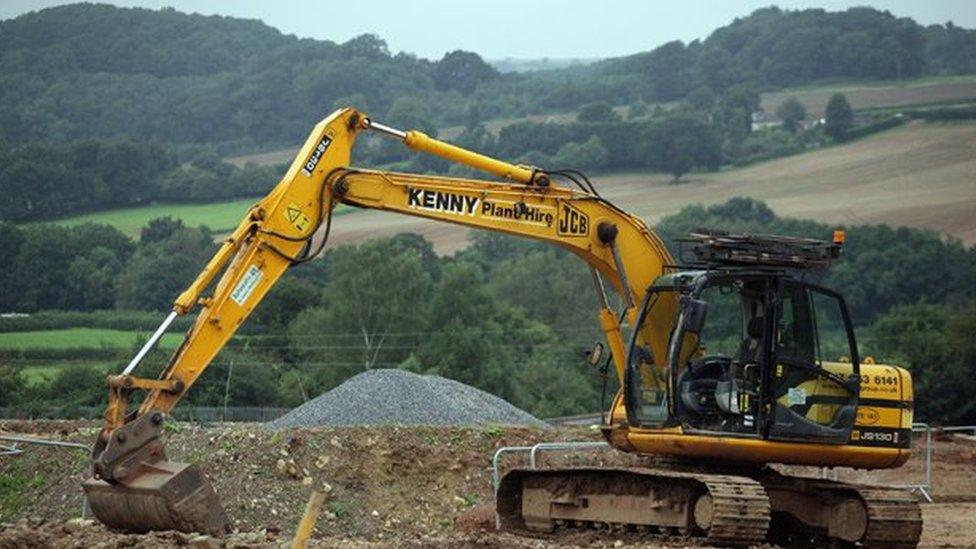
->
<box><xmin>757</xmin><ymin>471</ymin><xmax>922</xmax><ymax>548</ymax></box>
<box><xmin>697</xmin><ymin>474</ymin><xmax>770</xmax><ymax>546</ymax></box>
<box><xmin>498</xmin><ymin>466</ymin><xmax>922</xmax><ymax>548</ymax></box>
<box><xmin>497</xmin><ymin>467</ymin><xmax>769</xmax><ymax>546</ymax></box>
<box><xmin>856</xmin><ymin>486</ymin><xmax>924</xmax><ymax>548</ymax></box>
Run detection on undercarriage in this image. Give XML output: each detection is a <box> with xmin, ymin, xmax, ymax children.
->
<box><xmin>497</xmin><ymin>465</ymin><xmax>922</xmax><ymax>547</ymax></box>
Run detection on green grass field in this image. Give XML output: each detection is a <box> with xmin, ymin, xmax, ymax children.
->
<box><xmin>34</xmin><ymin>197</ymin><xmax>260</xmax><ymax>238</ymax></box>
<box><xmin>33</xmin><ymin>199</ymin><xmax>354</xmax><ymax>238</ymax></box>
<box><xmin>0</xmin><ymin>328</ymin><xmax>182</xmax><ymax>350</ymax></box>
<box><xmin>18</xmin><ymin>361</ymin><xmax>118</xmax><ymax>384</ymax></box>
<box><xmin>1</xmin><ymin>328</ymin><xmax>183</xmax><ymax>383</ymax></box>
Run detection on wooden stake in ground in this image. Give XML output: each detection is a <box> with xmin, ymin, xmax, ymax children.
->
<box><xmin>291</xmin><ymin>491</ymin><xmax>325</xmax><ymax>549</ymax></box>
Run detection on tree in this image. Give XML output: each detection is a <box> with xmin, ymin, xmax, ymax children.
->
<box><xmin>718</xmin><ymin>84</ymin><xmax>760</xmax><ymax>137</ymax></box>
<box><xmin>412</xmin><ymin>261</ymin><xmax>550</xmax><ymax>402</ymax></box>
<box><xmin>577</xmin><ymin>102</ymin><xmax>621</xmax><ymax>123</ymax></box>
<box><xmin>340</xmin><ymin>34</ymin><xmax>390</xmax><ymax>60</ymax></box>
<box><xmin>249</xmin><ymin>276</ymin><xmax>322</xmax><ymax>330</ymax></box>
<box><xmin>552</xmin><ymin>136</ymin><xmax>609</xmax><ymax>170</ymax></box>
<box><xmin>512</xmin><ymin>346</ymin><xmax>600</xmax><ymax>417</ymax></box>
<box><xmin>378</xmin><ymin>97</ymin><xmax>438</xmax><ymax>165</ymax></box>
<box><xmin>433</xmin><ymin>50</ymin><xmax>499</xmax><ymax>94</ymax></box>
<box><xmin>0</xmin><ymin>364</ymin><xmax>24</xmax><ymax>406</ymax></box>
<box><xmin>44</xmin><ymin>364</ymin><xmax>109</xmax><ymax>408</ymax></box>
<box><xmin>140</xmin><ymin>217</ymin><xmax>186</xmax><ymax>245</ymax></box>
<box><xmin>644</xmin><ymin>114</ymin><xmax>723</xmax><ymax>181</ymax></box>
<box><xmin>776</xmin><ymin>97</ymin><xmax>807</xmax><ymax>133</ymax></box>
<box><xmin>13</xmin><ymin>225</ymin><xmax>81</xmax><ymax>311</ymax></box>
<box><xmin>637</xmin><ymin>40</ymin><xmax>696</xmax><ymax>100</ymax></box>
<box><xmin>66</xmin><ymin>248</ymin><xmax>122</xmax><ymax>310</ymax></box>
<box><xmin>116</xmin><ymin>226</ymin><xmax>215</xmax><ymax>310</ymax></box>
<box><xmin>487</xmin><ymin>249</ymin><xmax>599</xmax><ymax>337</ymax></box>
<box><xmin>0</xmin><ymin>4</ymin><xmax>941</xmax><ymax>155</ymax></box>
<box><xmin>686</xmin><ymin>86</ymin><xmax>717</xmax><ymax>112</ymax></box>
<box><xmin>0</xmin><ymin>222</ymin><xmax>25</xmax><ymax>311</ymax></box>
<box><xmin>288</xmin><ymin>239</ymin><xmax>433</xmax><ymax>391</ymax></box>
<box><xmin>824</xmin><ymin>93</ymin><xmax>854</xmax><ymax>140</ymax></box>
<box><xmin>866</xmin><ymin>302</ymin><xmax>976</xmax><ymax>423</ymax></box>
<box><xmin>331</xmin><ymin>93</ymin><xmax>369</xmax><ymax>113</ymax></box>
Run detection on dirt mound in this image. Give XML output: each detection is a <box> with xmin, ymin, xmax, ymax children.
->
<box><xmin>267</xmin><ymin>369</ymin><xmax>547</xmax><ymax>429</ymax></box>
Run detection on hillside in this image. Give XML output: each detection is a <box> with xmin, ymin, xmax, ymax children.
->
<box><xmin>319</xmin><ymin>121</ymin><xmax>976</xmax><ymax>253</ymax></box>
<box><xmin>34</xmin><ymin>119</ymin><xmax>976</xmax><ymax>249</ymax></box>
<box><xmin>1</xmin><ymin>4</ymin><xmax>975</xmax><ymax>152</ymax></box>
<box><xmin>228</xmin><ymin>74</ymin><xmax>976</xmax><ymax>164</ymax></box>
<box><xmin>603</xmin><ymin>121</ymin><xmax>976</xmax><ymax>241</ymax></box>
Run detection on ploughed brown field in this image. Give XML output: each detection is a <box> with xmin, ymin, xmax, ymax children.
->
<box><xmin>760</xmin><ymin>78</ymin><xmax>976</xmax><ymax>118</ymax></box>
<box><xmin>320</xmin><ymin>121</ymin><xmax>976</xmax><ymax>253</ymax></box>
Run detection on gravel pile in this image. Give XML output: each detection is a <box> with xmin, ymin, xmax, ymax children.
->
<box><xmin>267</xmin><ymin>368</ymin><xmax>548</xmax><ymax>429</ymax></box>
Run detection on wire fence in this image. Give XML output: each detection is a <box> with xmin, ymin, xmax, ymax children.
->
<box><xmin>0</xmin><ymin>406</ymin><xmax>290</xmax><ymax>422</ymax></box>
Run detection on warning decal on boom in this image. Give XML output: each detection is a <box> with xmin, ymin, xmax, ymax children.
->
<box><xmin>284</xmin><ymin>203</ymin><xmax>311</xmax><ymax>233</ymax></box>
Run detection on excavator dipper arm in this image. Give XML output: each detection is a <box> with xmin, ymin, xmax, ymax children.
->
<box><xmin>84</xmin><ymin>108</ymin><xmax>675</xmax><ymax>535</ymax></box>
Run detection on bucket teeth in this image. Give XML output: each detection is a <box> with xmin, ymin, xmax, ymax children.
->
<box><xmin>84</xmin><ymin>460</ymin><xmax>228</xmax><ymax>536</ymax></box>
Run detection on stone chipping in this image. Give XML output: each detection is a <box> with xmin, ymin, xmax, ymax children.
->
<box><xmin>267</xmin><ymin>368</ymin><xmax>547</xmax><ymax>429</ymax></box>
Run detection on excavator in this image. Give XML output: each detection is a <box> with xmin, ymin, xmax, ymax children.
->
<box><xmin>83</xmin><ymin>107</ymin><xmax>922</xmax><ymax>547</ymax></box>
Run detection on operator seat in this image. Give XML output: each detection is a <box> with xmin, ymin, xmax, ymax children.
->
<box><xmin>715</xmin><ymin>316</ymin><xmax>763</xmax><ymax>417</ymax></box>
<box><xmin>736</xmin><ymin>316</ymin><xmax>764</xmax><ymax>365</ymax></box>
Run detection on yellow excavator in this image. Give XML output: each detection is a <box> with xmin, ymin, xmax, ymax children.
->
<box><xmin>83</xmin><ymin>108</ymin><xmax>922</xmax><ymax>547</ymax></box>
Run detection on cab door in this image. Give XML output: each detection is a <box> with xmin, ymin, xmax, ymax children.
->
<box><xmin>767</xmin><ymin>280</ymin><xmax>860</xmax><ymax>444</ymax></box>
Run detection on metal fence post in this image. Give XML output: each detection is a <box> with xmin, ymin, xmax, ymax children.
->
<box><xmin>891</xmin><ymin>422</ymin><xmax>933</xmax><ymax>503</ymax></box>
<box><xmin>0</xmin><ymin>434</ymin><xmax>93</xmax><ymax>517</ymax></box>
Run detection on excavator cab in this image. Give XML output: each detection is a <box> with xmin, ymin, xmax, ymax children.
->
<box><xmin>502</xmin><ymin>231</ymin><xmax>920</xmax><ymax>546</ymax></box>
<box><xmin>624</xmin><ymin>232</ymin><xmax>861</xmax><ymax>445</ymax></box>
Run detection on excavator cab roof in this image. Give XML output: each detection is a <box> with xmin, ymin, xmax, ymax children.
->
<box><xmin>673</xmin><ymin>229</ymin><xmax>843</xmax><ymax>272</ymax></box>
<box><xmin>651</xmin><ymin>230</ymin><xmax>844</xmax><ymax>295</ymax></box>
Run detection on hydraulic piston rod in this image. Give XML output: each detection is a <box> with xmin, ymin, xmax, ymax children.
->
<box><xmin>364</xmin><ymin>118</ymin><xmax>548</xmax><ymax>185</ymax></box>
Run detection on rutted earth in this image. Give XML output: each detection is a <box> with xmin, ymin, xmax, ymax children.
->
<box><xmin>1</xmin><ymin>421</ymin><xmax>975</xmax><ymax>548</ymax></box>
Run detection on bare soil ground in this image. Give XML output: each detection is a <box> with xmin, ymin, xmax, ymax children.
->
<box><xmin>1</xmin><ymin>420</ymin><xmax>975</xmax><ymax>547</ymax></box>
<box><xmin>761</xmin><ymin>79</ymin><xmax>976</xmax><ymax>118</ymax></box>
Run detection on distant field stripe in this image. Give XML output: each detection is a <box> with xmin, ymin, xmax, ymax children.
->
<box><xmin>20</xmin><ymin>361</ymin><xmax>118</xmax><ymax>384</ymax></box>
<box><xmin>29</xmin><ymin>199</ymin><xmax>354</xmax><ymax>238</ymax></box>
<box><xmin>0</xmin><ymin>328</ymin><xmax>182</xmax><ymax>350</ymax></box>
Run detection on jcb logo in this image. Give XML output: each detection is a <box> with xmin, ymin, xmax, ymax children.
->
<box><xmin>857</xmin><ymin>407</ymin><xmax>880</xmax><ymax>425</ymax></box>
<box><xmin>558</xmin><ymin>201</ymin><xmax>589</xmax><ymax>236</ymax></box>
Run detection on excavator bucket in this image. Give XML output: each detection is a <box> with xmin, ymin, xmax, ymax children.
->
<box><xmin>83</xmin><ymin>460</ymin><xmax>228</xmax><ymax>535</ymax></box>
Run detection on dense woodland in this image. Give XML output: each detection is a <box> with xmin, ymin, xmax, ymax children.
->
<box><xmin>0</xmin><ymin>142</ymin><xmax>282</xmax><ymax>221</ymax></box>
<box><xmin>1</xmin><ymin>199</ymin><xmax>974</xmax><ymax>422</ymax></box>
<box><xmin>0</xmin><ymin>3</ymin><xmax>974</xmax><ymax>151</ymax></box>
